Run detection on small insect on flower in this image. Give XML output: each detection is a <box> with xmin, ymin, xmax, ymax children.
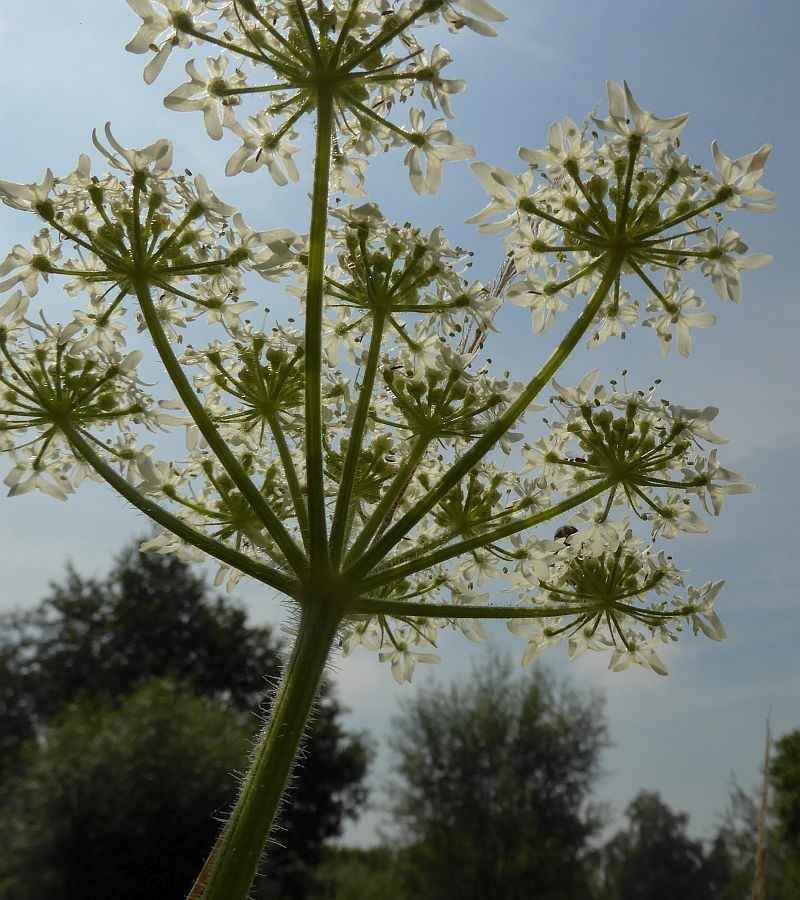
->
<box><xmin>554</xmin><ymin>525</ymin><xmax>578</xmax><ymax>543</ymax></box>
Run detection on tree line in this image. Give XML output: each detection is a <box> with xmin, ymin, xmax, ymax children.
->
<box><xmin>0</xmin><ymin>540</ymin><xmax>796</xmax><ymax>899</ymax></box>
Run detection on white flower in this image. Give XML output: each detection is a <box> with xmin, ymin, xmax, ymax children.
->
<box><xmin>4</xmin><ymin>454</ymin><xmax>74</xmax><ymax>502</ymax></box>
<box><xmin>608</xmin><ymin>637</ymin><xmax>670</xmax><ymax>676</ymax></box>
<box><xmin>652</xmin><ymin>492</ymin><xmax>709</xmax><ymax>538</ymax></box>
<box><xmin>340</xmin><ymin>617</ymin><xmax>382</xmax><ymax>655</ymax></box>
<box><xmin>643</xmin><ymin>286</ymin><xmax>716</xmax><ymax>357</ymax></box>
<box><xmin>330</xmin><ymin>153</ymin><xmax>368</xmax><ymax>199</ymax></box>
<box><xmin>550</xmin><ymin>369</ymin><xmax>602</xmax><ymax>406</ymax></box>
<box><xmin>125</xmin><ymin>0</ymin><xmax>214</xmax><ymax>84</ymax></box>
<box><xmin>378</xmin><ymin>628</ymin><xmax>440</xmax><ymax>684</ymax></box>
<box><xmin>134</xmin><ymin>451</ymin><xmax>185</xmax><ymax>495</ymax></box>
<box><xmin>192</xmin><ymin>283</ymin><xmax>258</xmax><ymax>334</ymax></box>
<box><xmin>403</xmin><ymin>109</ymin><xmax>474</xmax><ymax>195</ymax></box>
<box><xmin>684</xmin><ymin>581</ymin><xmax>727</xmax><ymax>641</ymax></box>
<box><xmin>0</xmin><ymin>169</ymin><xmax>55</xmax><ymax>213</ymax></box>
<box><xmin>438</xmin><ymin>0</ymin><xmax>507</xmax><ymax>37</ymax></box>
<box><xmin>668</xmin><ymin>404</ymin><xmax>728</xmax><ymax>445</ymax></box>
<box><xmin>175</xmin><ymin>173</ymin><xmax>237</xmax><ymax>224</ymax></box>
<box><xmin>91</xmin><ymin>123</ymin><xmax>173</xmax><ymax>178</ymax></box>
<box><xmin>593</xmin><ymin>81</ymin><xmax>689</xmax><ymax>140</ymax></box>
<box><xmin>519</xmin><ymin>117</ymin><xmax>593</xmax><ymax>171</ymax></box>
<box><xmin>711</xmin><ymin>141</ymin><xmax>775</xmax><ymax>212</ymax></box>
<box><xmin>418</xmin><ymin>44</ymin><xmax>465</xmax><ymax>119</ymax></box>
<box><xmin>0</xmin><ymin>289</ymin><xmax>29</xmax><ymax>331</ymax></box>
<box><xmin>507</xmin><ymin>275</ymin><xmax>568</xmax><ymax>335</ymax></box>
<box><xmin>63</xmin><ymin>298</ymin><xmax>129</xmax><ymax>354</ymax></box>
<box><xmin>686</xmin><ymin>449</ymin><xmax>754</xmax><ymax>516</ymax></box>
<box><xmin>0</xmin><ymin>230</ymin><xmax>60</xmax><ymax>297</ymax></box>
<box><xmin>225</xmin><ymin>112</ymin><xmax>300</xmax><ymax>185</ymax></box>
<box><xmin>163</xmin><ymin>56</ymin><xmax>243</xmax><ymax>140</ymax></box>
<box><xmin>700</xmin><ymin>228</ymin><xmax>773</xmax><ymax>302</ymax></box>
<box><xmin>587</xmin><ymin>290</ymin><xmax>639</xmax><ymax>346</ymax></box>
<box><xmin>466</xmin><ymin>163</ymin><xmax>534</xmax><ymax>233</ymax></box>
<box><xmin>508</xmin><ymin>616</ymin><xmax>564</xmax><ymax>666</ymax></box>
<box><xmin>225</xmin><ymin>214</ymin><xmax>302</xmax><ymax>280</ymax></box>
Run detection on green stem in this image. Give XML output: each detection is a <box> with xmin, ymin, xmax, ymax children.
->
<box><xmin>344</xmin><ymin>434</ymin><xmax>429</xmax><ymax>566</ymax></box>
<box><xmin>637</xmin><ymin>191</ymin><xmax>728</xmax><ymax>240</ymax></box>
<box><xmin>185</xmin><ymin>26</ymin><xmax>274</xmax><ymax>65</ymax></box>
<box><xmin>358</xmin><ymin>480</ymin><xmax>612</xmax><ymax>591</ymax></box>
<box><xmin>266</xmin><ymin>411</ymin><xmax>310</xmax><ymax>547</ymax></box>
<box><xmin>292</xmin><ymin>0</ymin><xmax>323</xmax><ymax>66</ymax></box>
<box><xmin>329</xmin><ymin>309</ymin><xmax>387</xmax><ymax>568</ymax></box>
<box><xmin>63</xmin><ymin>425</ymin><xmax>298</xmax><ymax>596</ymax></box>
<box><xmin>199</xmin><ymin>600</ymin><xmax>342</xmax><ymax>900</ymax></box>
<box><xmin>345</xmin><ymin>0</ymin><xmax>435</xmax><ymax>70</ymax></box>
<box><xmin>345</xmin><ymin>256</ymin><xmax>623</xmax><ymax>581</ymax></box>
<box><xmin>132</xmin><ymin>274</ymin><xmax>308</xmax><ymax>575</ymax></box>
<box><xmin>305</xmin><ymin>89</ymin><xmax>335</xmax><ymax>572</ymax></box>
<box><xmin>349</xmin><ymin>597</ymin><xmax>589</xmax><ymax>620</ymax></box>
<box><xmin>617</xmin><ymin>135</ymin><xmax>641</xmax><ymax>234</ymax></box>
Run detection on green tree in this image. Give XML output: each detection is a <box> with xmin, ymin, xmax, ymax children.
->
<box><xmin>0</xmin><ymin>541</ymin><xmax>369</xmax><ymax>900</ymax></box>
<box><xmin>0</xmin><ymin>543</ymin><xmax>281</xmax><ymax>742</ymax></box>
<box><xmin>771</xmin><ymin>730</ymin><xmax>800</xmax><ymax>897</ymax></box>
<box><xmin>597</xmin><ymin>791</ymin><xmax>724</xmax><ymax>900</ymax></box>
<box><xmin>386</xmin><ymin>652</ymin><xmax>608</xmax><ymax>900</ymax></box>
<box><xmin>311</xmin><ymin>846</ymin><xmax>413</xmax><ymax>900</ymax></box>
<box><xmin>0</xmin><ymin>680</ymin><xmax>250</xmax><ymax>900</ymax></box>
<box><xmin>710</xmin><ymin>729</ymin><xmax>800</xmax><ymax>900</ymax></box>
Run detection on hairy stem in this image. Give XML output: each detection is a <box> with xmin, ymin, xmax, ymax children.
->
<box><xmin>199</xmin><ymin>600</ymin><xmax>342</xmax><ymax>900</ymax></box>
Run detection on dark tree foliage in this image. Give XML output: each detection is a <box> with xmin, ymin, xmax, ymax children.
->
<box><xmin>709</xmin><ymin>730</ymin><xmax>800</xmax><ymax>900</ymax></box>
<box><xmin>772</xmin><ymin>731</ymin><xmax>800</xmax><ymax>851</ymax></box>
<box><xmin>386</xmin><ymin>652</ymin><xmax>609</xmax><ymax>900</ymax></box>
<box><xmin>0</xmin><ymin>680</ymin><xmax>250</xmax><ymax>900</ymax></box>
<box><xmin>310</xmin><ymin>846</ymin><xmax>413</xmax><ymax>900</ymax></box>
<box><xmin>771</xmin><ymin>729</ymin><xmax>800</xmax><ymax>896</ymax></box>
<box><xmin>0</xmin><ymin>540</ymin><xmax>370</xmax><ymax>900</ymax></box>
<box><xmin>596</xmin><ymin>791</ymin><xmax>725</xmax><ymax>900</ymax></box>
<box><xmin>0</xmin><ymin>642</ymin><xmax>29</xmax><ymax>782</ymax></box>
<box><xmin>0</xmin><ymin>543</ymin><xmax>281</xmax><ymax>743</ymax></box>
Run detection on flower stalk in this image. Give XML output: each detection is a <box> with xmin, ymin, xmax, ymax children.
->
<box><xmin>198</xmin><ymin>598</ymin><xmax>343</xmax><ymax>900</ymax></box>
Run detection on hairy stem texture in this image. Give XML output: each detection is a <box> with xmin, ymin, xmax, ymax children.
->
<box><xmin>200</xmin><ymin>600</ymin><xmax>341</xmax><ymax>900</ymax></box>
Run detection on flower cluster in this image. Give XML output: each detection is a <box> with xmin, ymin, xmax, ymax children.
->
<box><xmin>336</xmin><ymin>367</ymin><xmax>747</xmax><ymax>678</ymax></box>
<box><xmin>0</xmin><ymin>290</ymin><xmax>158</xmax><ymax>500</ymax></box>
<box><xmin>125</xmin><ymin>0</ymin><xmax>501</xmax><ymax>192</ymax></box>
<box><xmin>507</xmin><ymin>529</ymin><xmax>727</xmax><ymax>676</ymax></box>
<box><xmin>0</xmin><ymin>125</ymin><xmax>302</xmax><ymax>351</ymax></box>
<box><xmin>0</xmin><ymin>127</ymin><xmax>304</xmax><ymax>567</ymax></box>
<box><xmin>526</xmin><ymin>370</ymin><xmax>753</xmax><ymax>538</ymax></box>
<box><xmin>468</xmin><ymin>81</ymin><xmax>773</xmax><ymax>350</ymax></box>
<box><xmin>0</xmin><ymin>6</ymin><xmax>773</xmax><ymax>683</ymax></box>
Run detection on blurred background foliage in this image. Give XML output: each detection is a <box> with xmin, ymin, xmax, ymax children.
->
<box><xmin>0</xmin><ymin>539</ymin><xmax>797</xmax><ymax>899</ymax></box>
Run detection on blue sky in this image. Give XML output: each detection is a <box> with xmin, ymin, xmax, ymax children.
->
<box><xmin>0</xmin><ymin>0</ymin><xmax>798</xmax><ymax>846</ymax></box>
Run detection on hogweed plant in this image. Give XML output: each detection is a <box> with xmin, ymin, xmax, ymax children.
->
<box><xmin>0</xmin><ymin>1</ymin><xmax>774</xmax><ymax>897</ymax></box>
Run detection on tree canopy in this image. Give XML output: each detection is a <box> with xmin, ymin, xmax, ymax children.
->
<box><xmin>0</xmin><ymin>540</ymin><xmax>369</xmax><ymax>900</ymax></box>
<box><xmin>595</xmin><ymin>791</ymin><xmax>726</xmax><ymax>900</ymax></box>
<box><xmin>386</xmin><ymin>652</ymin><xmax>608</xmax><ymax>900</ymax></box>
<box><xmin>0</xmin><ymin>679</ymin><xmax>251</xmax><ymax>900</ymax></box>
